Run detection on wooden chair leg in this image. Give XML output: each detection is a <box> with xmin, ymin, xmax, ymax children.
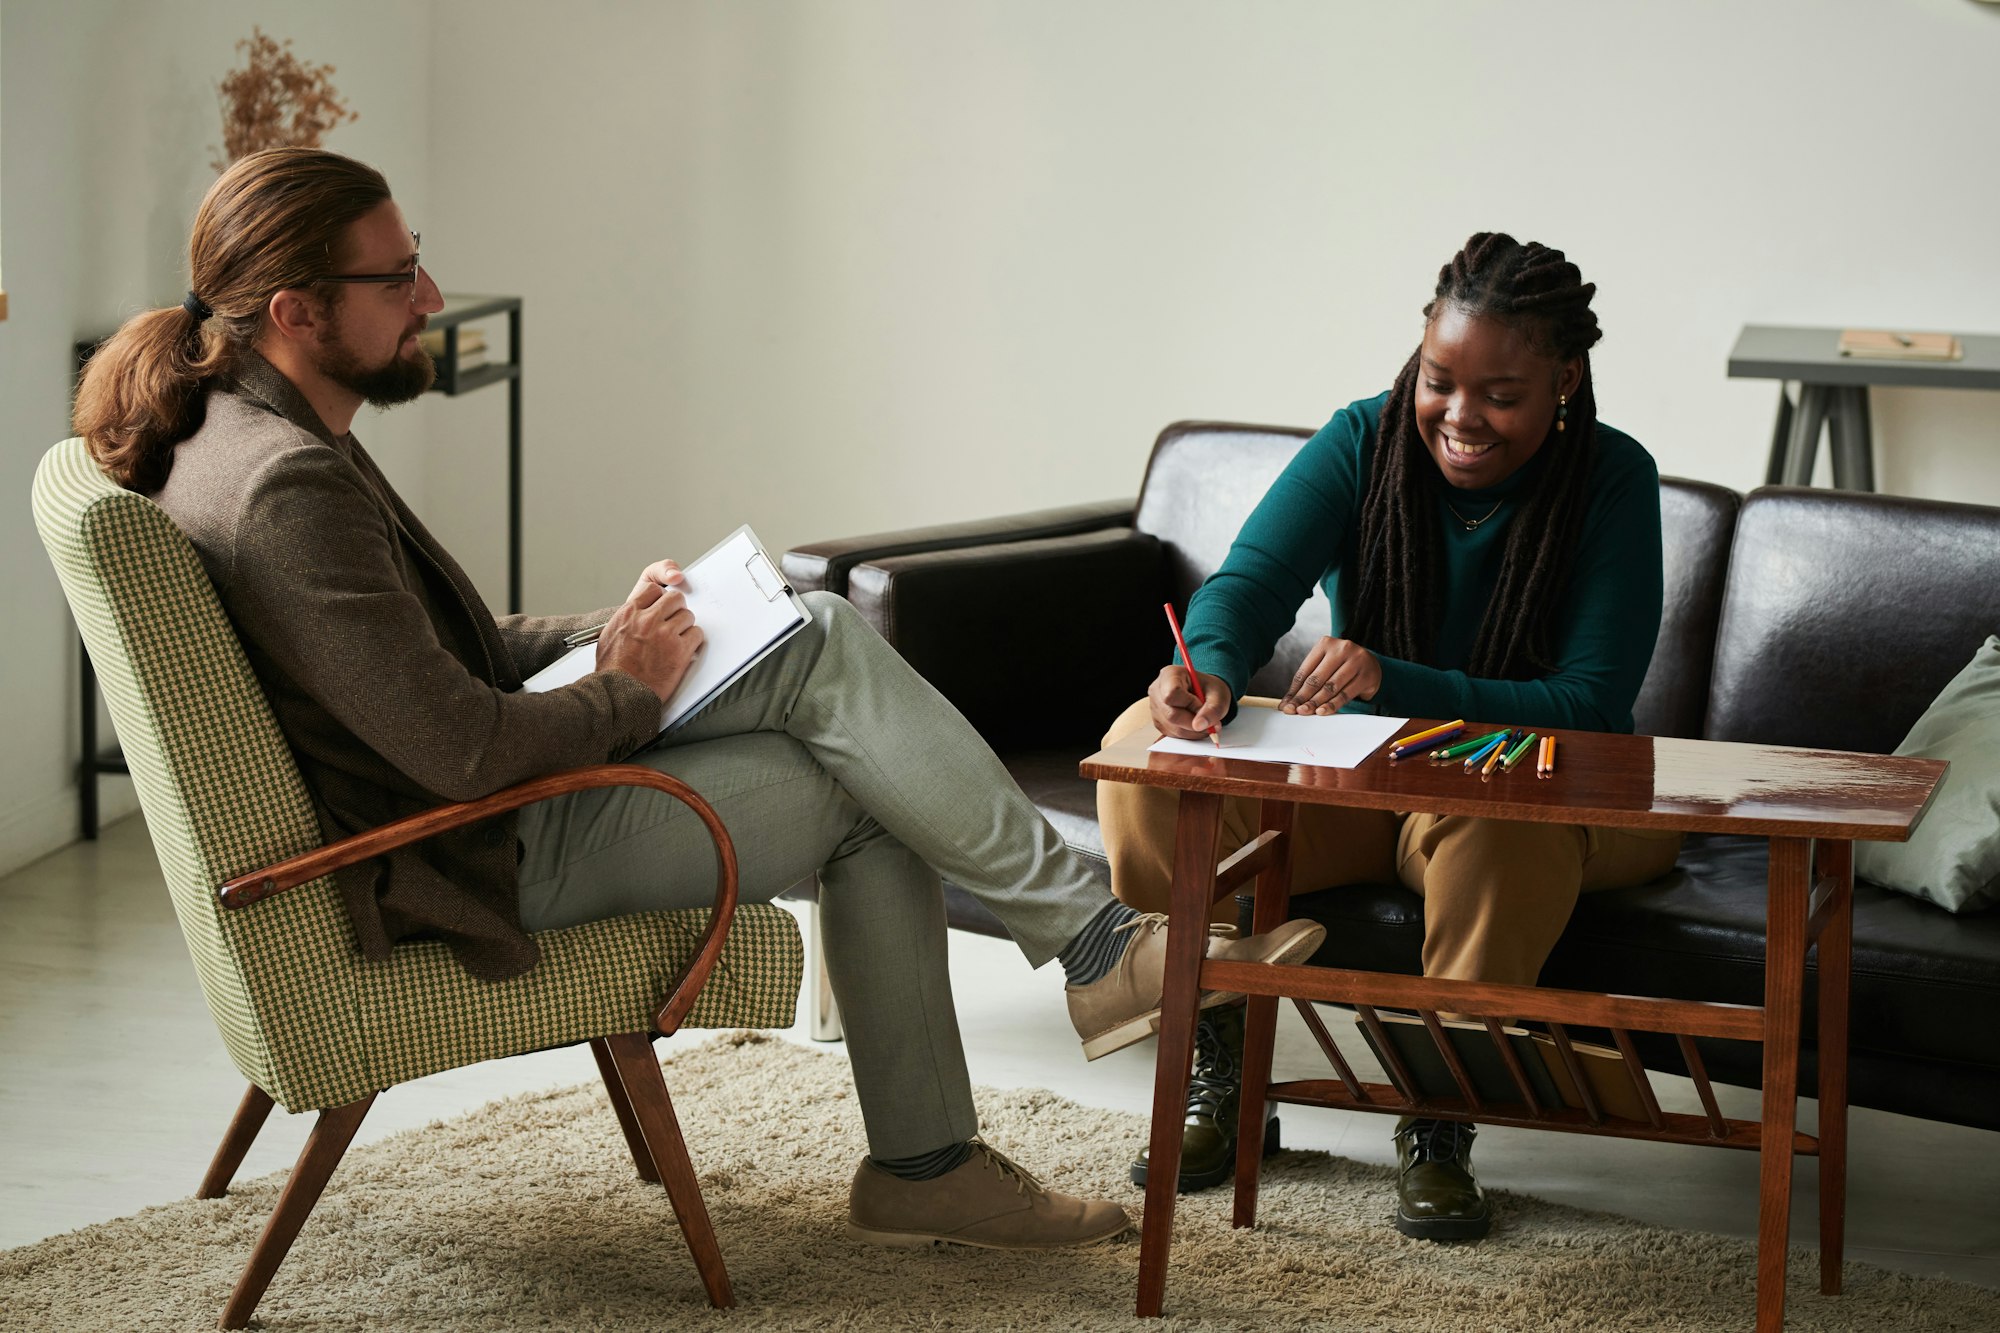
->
<box><xmin>198</xmin><ymin>1084</ymin><xmax>276</xmax><ymax>1199</ymax></box>
<box><xmin>600</xmin><ymin>1032</ymin><xmax>733</xmax><ymax>1308</ymax></box>
<box><xmin>591</xmin><ymin>1037</ymin><xmax>662</xmax><ymax>1183</ymax></box>
<box><xmin>219</xmin><ymin>1094</ymin><xmax>374</xmax><ymax>1330</ymax></box>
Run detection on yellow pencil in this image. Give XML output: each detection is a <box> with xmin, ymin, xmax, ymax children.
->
<box><xmin>1479</xmin><ymin>736</ymin><xmax>1507</xmax><ymax>781</ymax></box>
<box><xmin>1392</xmin><ymin>718</ymin><xmax>1466</xmax><ymax>750</ymax></box>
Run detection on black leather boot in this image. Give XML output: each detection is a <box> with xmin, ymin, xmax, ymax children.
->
<box><xmin>1393</xmin><ymin>1116</ymin><xmax>1490</xmax><ymax>1239</ymax></box>
<box><xmin>1129</xmin><ymin>1000</ymin><xmax>1280</xmax><ymax>1192</ymax></box>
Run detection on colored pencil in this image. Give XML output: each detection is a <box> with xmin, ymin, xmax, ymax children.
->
<box><xmin>1161</xmin><ymin>603</ymin><xmax>1221</xmax><ymax>748</ymax></box>
<box><xmin>1479</xmin><ymin>735</ymin><xmax>1508</xmax><ymax>779</ymax></box>
<box><xmin>1537</xmin><ymin>735</ymin><xmax>1557</xmax><ymax>779</ymax></box>
<box><xmin>1391</xmin><ymin>719</ymin><xmax>1466</xmax><ymax>750</ymax></box>
<box><xmin>1389</xmin><ymin>726</ymin><xmax>1464</xmax><ymax>761</ymax></box>
<box><xmin>1431</xmin><ymin>729</ymin><xmax>1511</xmax><ymax>763</ymax></box>
<box><xmin>1498</xmin><ymin>731</ymin><xmax>1539</xmax><ymax>774</ymax></box>
<box><xmin>1462</xmin><ymin>729</ymin><xmax>1513</xmax><ymax>772</ymax></box>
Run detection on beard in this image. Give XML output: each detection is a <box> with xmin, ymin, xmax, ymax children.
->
<box><xmin>315</xmin><ymin>318</ymin><xmax>436</xmax><ymax>406</ymax></box>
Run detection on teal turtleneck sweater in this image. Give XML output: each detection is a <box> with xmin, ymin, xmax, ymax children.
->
<box><xmin>1182</xmin><ymin>391</ymin><xmax>1664</xmax><ymax>734</ymax></box>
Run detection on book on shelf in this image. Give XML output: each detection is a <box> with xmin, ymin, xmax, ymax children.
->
<box><xmin>1354</xmin><ymin>1011</ymin><xmax>1563</xmax><ymax>1110</ymax></box>
<box><xmin>419</xmin><ymin>327</ymin><xmax>490</xmax><ymax>371</ymax></box>
<box><xmin>1836</xmin><ymin>328</ymin><xmax>1962</xmax><ymax>361</ymax></box>
<box><xmin>1528</xmin><ymin>1032</ymin><xmax>1652</xmax><ymax>1122</ymax></box>
<box><xmin>1354</xmin><ymin>1011</ymin><xmax>1655</xmax><ymax>1122</ymax></box>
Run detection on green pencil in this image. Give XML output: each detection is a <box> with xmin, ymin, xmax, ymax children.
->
<box><xmin>1430</xmin><ymin>729</ymin><xmax>1511</xmax><ymax>763</ymax></box>
<box><xmin>1498</xmin><ymin>731</ymin><xmax>1539</xmax><ymax>773</ymax></box>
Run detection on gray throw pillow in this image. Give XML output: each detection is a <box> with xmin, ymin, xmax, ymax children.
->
<box><xmin>1855</xmin><ymin>636</ymin><xmax>2000</xmax><ymax>913</ymax></box>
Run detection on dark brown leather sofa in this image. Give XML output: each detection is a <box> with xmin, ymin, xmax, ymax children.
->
<box><xmin>783</xmin><ymin>422</ymin><xmax>2000</xmax><ymax>1133</ymax></box>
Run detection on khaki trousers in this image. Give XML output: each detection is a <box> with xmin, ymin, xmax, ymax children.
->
<box><xmin>1096</xmin><ymin>699</ymin><xmax>1682</xmax><ymax>987</ymax></box>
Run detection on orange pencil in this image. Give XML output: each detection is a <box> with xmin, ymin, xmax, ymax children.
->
<box><xmin>1537</xmin><ymin>735</ymin><xmax>1557</xmax><ymax>779</ymax></box>
<box><xmin>1479</xmin><ymin>735</ymin><xmax>1507</xmax><ymax>780</ymax></box>
<box><xmin>1162</xmin><ymin>603</ymin><xmax>1222</xmax><ymax>748</ymax></box>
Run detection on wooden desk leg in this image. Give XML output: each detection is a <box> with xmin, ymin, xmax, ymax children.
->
<box><xmin>1757</xmin><ymin>836</ymin><xmax>1811</xmax><ymax>1333</ymax></box>
<box><xmin>1816</xmin><ymin>839</ymin><xmax>1854</xmax><ymax>1295</ymax></box>
<box><xmin>1137</xmin><ymin>790</ymin><xmax>1222</xmax><ymax>1319</ymax></box>
<box><xmin>1233</xmin><ymin>799</ymin><xmax>1295</xmax><ymax>1230</ymax></box>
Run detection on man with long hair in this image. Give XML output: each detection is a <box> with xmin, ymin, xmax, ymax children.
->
<box><xmin>74</xmin><ymin>147</ymin><xmax>1325</xmax><ymax>1252</ymax></box>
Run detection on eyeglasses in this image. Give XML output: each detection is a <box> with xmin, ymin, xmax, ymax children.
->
<box><xmin>318</xmin><ymin>231</ymin><xmax>423</xmax><ymax>291</ymax></box>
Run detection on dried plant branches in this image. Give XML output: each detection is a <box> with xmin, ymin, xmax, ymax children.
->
<box><xmin>211</xmin><ymin>28</ymin><xmax>359</xmax><ymax>171</ymax></box>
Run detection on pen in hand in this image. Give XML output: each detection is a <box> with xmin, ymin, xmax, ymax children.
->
<box><xmin>1162</xmin><ymin>602</ymin><xmax>1222</xmax><ymax>748</ymax></box>
<box><xmin>562</xmin><ymin>622</ymin><xmax>609</xmax><ymax>648</ymax></box>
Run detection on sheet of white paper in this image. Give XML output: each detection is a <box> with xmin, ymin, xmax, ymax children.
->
<box><xmin>1149</xmin><ymin>707</ymin><xmax>1409</xmax><ymax>769</ymax></box>
<box><xmin>522</xmin><ymin>527</ymin><xmax>807</xmax><ymax>733</ymax></box>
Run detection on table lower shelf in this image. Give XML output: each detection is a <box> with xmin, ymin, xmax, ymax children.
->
<box><xmin>1266</xmin><ymin>1078</ymin><xmax>1818</xmax><ymax>1154</ymax></box>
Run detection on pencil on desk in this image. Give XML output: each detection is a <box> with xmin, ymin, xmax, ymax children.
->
<box><xmin>1479</xmin><ymin>735</ymin><xmax>1508</xmax><ymax>780</ymax></box>
<box><xmin>1498</xmin><ymin>731</ymin><xmax>1538</xmax><ymax>775</ymax></box>
<box><xmin>1390</xmin><ymin>726</ymin><xmax>1464</xmax><ymax>761</ymax></box>
<box><xmin>1463</xmin><ymin>729</ymin><xmax>1513</xmax><ymax>772</ymax></box>
<box><xmin>1392</xmin><ymin>719</ymin><xmax>1465</xmax><ymax>750</ymax></box>
<box><xmin>1432</xmin><ymin>729</ymin><xmax>1508</xmax><ymax>763</ymax></box>
<box><xmin>1162</xmin><ymin>603</ymin><xmax>1222</xmax><ymax>748</ymax></box>
<box><xmin>1537</xmin><ymin>735</ymin><xmax>1557</xmax><ymax>779</ymax></box>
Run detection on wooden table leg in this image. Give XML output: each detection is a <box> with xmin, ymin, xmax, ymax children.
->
<box><xmin>1816</xmin><ymin>839</ymin><xmax>1854</xmax><ymax>1295</ymax></box>
<box><xmin>1756</xmin><ymin>836</ymin><xmax>1811</xmax><ymax>1332</ymax></box>
<box><xmin>1137</xmin><ymin>790</ymin><xmax>1223</xmax><ymax>1319</ymax></box>
<box><xmin>1233</xmin><ymin>799</ymin><xmax>1295</xmax><ymax>1229</ymax></box>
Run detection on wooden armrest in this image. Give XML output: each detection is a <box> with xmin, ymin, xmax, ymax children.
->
<box><xmin>216</xmin><ymin>764</ymin><xmax>742</xmax><ymax>1036</ymax></box>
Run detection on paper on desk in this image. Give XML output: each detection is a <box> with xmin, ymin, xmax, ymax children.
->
<box><xmin>522</xmin><ymin>526</ymin><xmax>808</xmax><ymax>734</ymax></box>
<box><xmin>1149</xmin><ymin>707</ymin><xmax>1408</xmax><ymax>769</ymax></box>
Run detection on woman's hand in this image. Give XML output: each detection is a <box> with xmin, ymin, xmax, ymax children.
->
<box><xmin>1281</xmin><ymin>637</ymin><xmax>1381</xmax><ymax>714</ymax></box>
<box><xmin>596</xmin><ymin>560</ymin><xmax>704</xmax><ymax>702</ymax></box>
<box><xmin>1147</xmin><ymin>665</ymin><xmax>1232</xmax><ymax>740</ymax></box>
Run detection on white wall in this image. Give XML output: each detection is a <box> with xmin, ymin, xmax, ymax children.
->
<box><xmin>0</xmin><ymin>0</ymin><xmax>434</xmax><ymax>875</ymax></box>
<box><xmin>5</xmin><ymin>0</ymin><xmax>1998</xmax><ymax>876</ymax></box>
<box><xmin>425</xmin><ymin>0</ymin><xmax>2000</xmax><ymax>621</ymax></box>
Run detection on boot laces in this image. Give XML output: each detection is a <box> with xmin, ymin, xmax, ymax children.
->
<box><xmin>1110</xmin><ymin>912</ymin><xmax>1238</xmax><ymax>942</ymax></box>
<box><xmin>969</xmin><ymin>1139</ymin><xmax>1047</xmax><ymax>1199</ymax></box>
<box><xmin>1399</xmin><ymin>1118</ymin><xmax>1475</xmax><ymax>1165</ymax></box>
<box><xmin>1186</xmin><ymin>1016</ymin><xmax>1240</xmax><ymax>1118</ymax></box>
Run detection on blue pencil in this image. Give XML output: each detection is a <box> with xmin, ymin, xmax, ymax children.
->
<box><xmin>1461</xmin><ymin>729</ymin><xmax>1513</xmax><ymax>772</ymax></box>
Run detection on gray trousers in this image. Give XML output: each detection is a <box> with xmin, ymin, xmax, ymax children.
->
<box><xmin>517</xmin><ymin>591</ymin><xmax>1109</xmax><ymax>1159</ymax></box>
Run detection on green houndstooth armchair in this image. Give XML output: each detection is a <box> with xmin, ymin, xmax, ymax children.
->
<box><xmin>32</xmin><ymin>436</ymin><xmax>801</xmax><ymax>1327</ymax></box>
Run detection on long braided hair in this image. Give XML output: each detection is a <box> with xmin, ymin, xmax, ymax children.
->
<box><xmin>1345</xmin><ymin>232</ymin><xmax>1603</xmax><ymax>680</ymax></box>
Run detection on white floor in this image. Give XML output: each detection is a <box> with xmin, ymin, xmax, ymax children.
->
<box><xmin>3</xmin><ymin>811</ymin><xmax>1997</xmax><ymax>1297</ymax></box>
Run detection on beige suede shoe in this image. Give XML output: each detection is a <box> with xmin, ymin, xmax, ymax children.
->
<box><xmin>846</xmin><ymin>1140</ymin><xmax>1131</xmax><ymax>1250</ymax></box>
<box><xmin>1066</xmin><ymin>914</ymin><xmax>1326</xmax><ymax>1060</ymax></box>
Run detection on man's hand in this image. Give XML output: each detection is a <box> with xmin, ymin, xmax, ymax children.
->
<box><xmin>1280</xmin><ymin>637</ymin><xmax>1381</xmax><ymax>714</ymax></box>
<box><xmin>1147</xmin><ymin>665</ymin><xmax>1232</xmax><ymax>740</ymax></box>
<box><xmin>596</xmin><ymin>560</ymin><xmax>704</xmax><ymax>702</ymax></box>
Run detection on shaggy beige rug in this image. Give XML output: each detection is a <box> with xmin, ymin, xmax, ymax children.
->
<box><xmin>0</xmin><ymin>1033</ymin><xmax>1983</xmax><ymax>1331</ymax></box>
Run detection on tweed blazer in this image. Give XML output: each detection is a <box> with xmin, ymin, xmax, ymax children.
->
<box><xmin>151</xmin><ymin>353</ymin><xmax>663</xmax><ymax>979</ymax></box>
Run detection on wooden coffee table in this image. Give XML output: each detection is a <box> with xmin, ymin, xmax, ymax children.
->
<box><xmin>1081</xmin><ymin>722</ymin><xmax>1946</xmax><ymax>1331</ymax></box>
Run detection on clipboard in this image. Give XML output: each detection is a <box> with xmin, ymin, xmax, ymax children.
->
<box><xmin>523</xmin><ymin>524</ymin><xmax>811</xmax><ymax>734</ymax></box>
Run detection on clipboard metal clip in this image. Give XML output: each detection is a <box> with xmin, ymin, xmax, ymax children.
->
<box><xmin>744</xmin><ymin>550</ymin><xmax>791</xmax><ymax>602</ymax></box>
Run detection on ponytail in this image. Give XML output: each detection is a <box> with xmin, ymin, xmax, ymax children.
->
<box><xmin>74</xmin><ymin>302</ymin><xmax>233</xmax><ymax>493</ymax></box>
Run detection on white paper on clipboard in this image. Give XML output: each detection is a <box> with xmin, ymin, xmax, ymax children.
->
<box><xmin>523</xmin><ymin>525</ymin><xmax>810</xmax><ymax>733</ymax></box>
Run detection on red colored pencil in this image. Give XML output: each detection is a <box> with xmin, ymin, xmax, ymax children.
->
<box><xmin>1162</xmin><ymin>603</ymin><xmax>1221</xmax><ymax>748</ymax></box>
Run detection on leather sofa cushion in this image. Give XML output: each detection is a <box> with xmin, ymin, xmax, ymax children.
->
<box><xmin>1632</xmin><ymin>479</ymin><xmax>1738</xmax><ymax>739</ymax></box>
<box><xmin>1705</xmin><ymin>487</ymin><xmax>2000</xmax><ymax>753</ymax></box>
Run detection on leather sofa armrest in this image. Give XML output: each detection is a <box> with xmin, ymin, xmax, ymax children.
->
<box><xmin>846</xmin><ymin>527</ymin><xmax>1168</xmax><ymax>751</ymax></box>
<box><xmin>781</xmin><ymin>499</ymin><xmax>1135</xmax><ymax>596</ymax></box>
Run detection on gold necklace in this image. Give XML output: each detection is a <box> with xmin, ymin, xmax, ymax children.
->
<box><xmin>1444</xmin><ymin>498</ymin><xmax>1504</xmax><ymax>532</ymax></box>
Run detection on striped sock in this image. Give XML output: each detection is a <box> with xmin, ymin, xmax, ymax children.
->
<box><xmin>1058</xmin><ymin>900</ymin><xmax>1142</xmax><ymax>987</ymax></box>
<box><xmin>873</xmin><ymin>1140</ymin><xmax>975</xmax><ymax>1181</ymax></box>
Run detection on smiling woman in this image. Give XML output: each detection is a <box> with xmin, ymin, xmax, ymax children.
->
<box><xmin>1097</xmin><ymin>232</ymin><xmax>1683</xmax><ymax>1237</ymax></box>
